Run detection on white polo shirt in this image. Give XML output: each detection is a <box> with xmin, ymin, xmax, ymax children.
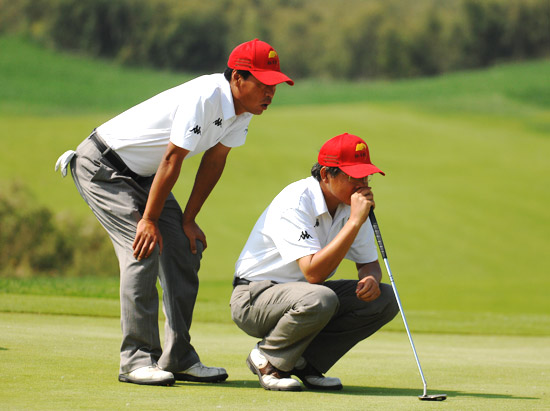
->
<box><xmin>96</xmin><ymin>73</ymin><xmax>252</xmax><ymax>176</ymax></box>
<box><xmin>234</xmin><ymin>176</ymin><xmax>378</xmax><ymax>283</ymax></box>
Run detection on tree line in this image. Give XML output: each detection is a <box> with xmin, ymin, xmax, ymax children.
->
<box><xmin>1</xmin><ymin>0</ymin><xmax>549</xmax><ymax>79</ymax></box>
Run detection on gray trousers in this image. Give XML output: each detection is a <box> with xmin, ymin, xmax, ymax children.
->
<box><xmin>230</xmin><ymin>279</ymin><xmax>399</xmax><ymax>373</ymax></box>
<box><xmin>71</xmin><ymin>136</ymin><xmax>202</xmax><ymax>374</ymax></box>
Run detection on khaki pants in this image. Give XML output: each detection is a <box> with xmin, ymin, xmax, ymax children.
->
<box><xmin>230</xmin><ymin>279</ymin><xmax>399</xmax><ymax>373</ymax></box>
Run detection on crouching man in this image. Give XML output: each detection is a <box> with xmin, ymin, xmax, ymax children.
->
<box><xmin>230</xmin><ymin>133</ymin><xmax>399</xmax><ymax>391</ymax></box>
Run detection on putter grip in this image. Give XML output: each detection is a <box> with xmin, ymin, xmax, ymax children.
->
<box><xmin>369</xmin><ymin>209</ymin><xmax>387</xmax><ymax>259</ymax></box>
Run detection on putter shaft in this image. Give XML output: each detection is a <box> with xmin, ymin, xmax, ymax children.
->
<box><xmin>368</xmin><ymin>209</ymin><xmax>430</xmax><ymax>399</ymax></box>
<box><xmin>381</xmin><ymin>256</ymin><xmax>428</xmax><ymax>397</ymax></box>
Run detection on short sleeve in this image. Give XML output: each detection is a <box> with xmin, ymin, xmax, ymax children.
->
<box><xmin>169</xmin><ymin>94</ymin><xmax>206</xmax><ymax>151</ymax></box>
<box><xmin>219</xmin><ymin>114</ymin><xmax>252</xmax><ymax>148</ymax></box>
<box><xmin>271</xmin><ymin>208</ymin><xmax>321</xmax><ymax>264</ymax></box>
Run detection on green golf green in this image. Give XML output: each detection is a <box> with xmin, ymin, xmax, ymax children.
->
<box><xmin>1</xmin><ymin>312</ymin><xmax>548</xmax><ymax>410</ymax></box>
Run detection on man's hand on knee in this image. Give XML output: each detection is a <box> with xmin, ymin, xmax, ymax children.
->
<box><xmin>133</xmin><ymin>218</ymin><xmax>163</xmax><ymax>260</ymax></box>
<box><xmin>355</xmin><ymin>276</ymin><xmax>381</xmax><ymax>302</ymax></box>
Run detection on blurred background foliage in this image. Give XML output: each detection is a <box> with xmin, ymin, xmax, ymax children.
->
<box><xmin>0</xmin><ymin>0</ymin><xmax>548</xmax><ymax>80</ymax></box>
<box><xmin>0</xmin><ymin>180</ymin><xmax>118</xmax><ymax>278</ymax></box>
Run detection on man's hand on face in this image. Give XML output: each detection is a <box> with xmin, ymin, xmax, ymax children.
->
<box><xmin>349</xmin><ymin>187</ymin><xmax>375</xmax><ymax>226</ymax></box>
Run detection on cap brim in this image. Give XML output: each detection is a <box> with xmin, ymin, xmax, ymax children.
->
<box><xmin>250</xmin><ymin>70</ymin><xmax>294</xmax><ymax>86</ymax></box>
<box><xmin>340</xmin><ymin>163</ymin><xmax>385</xmax><ymax>178</ymax></box>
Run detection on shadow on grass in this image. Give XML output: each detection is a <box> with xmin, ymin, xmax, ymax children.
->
<box><xmin>177</xmin><ymin>380</ymin><xmax>539</xmax><ymax>401</ymax></box>
<box><xmin>340</xmin><ymin>386</ymin><xmax>538</xmax><ymax>401</ymax></box>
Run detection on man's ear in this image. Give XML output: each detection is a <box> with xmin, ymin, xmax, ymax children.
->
<box><xmin>231</xmin><ymin>70</ymin><xmax>241</xmax><ymax>85</ymax></box>
<box><xmin>320</xmin><ymin>166</ymin><xmax>328</xmax><ymax>182</ymax></box>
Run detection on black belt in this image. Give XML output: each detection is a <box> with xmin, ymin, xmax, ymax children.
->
<box><xmin>89</xmin><ymin>131</ymin><xmax>140</xmax><ymax>180</ymax></box>
<box><xmin>233</xmin><ymin>277</ymin><xmax>251</xmax><ymax>287</ymax></box>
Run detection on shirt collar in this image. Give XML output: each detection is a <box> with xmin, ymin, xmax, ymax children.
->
<box><xmin>306</xmin><ymin>177</ymin><xmax>350</xmax><ymax>221</ymax></box>
<box><xmin>220</xmin><ymin>75</ymin><xmax>236</xmax><ymax>121</ymax></box>
<box><xmin>306</xmin><ymin>177</ymin><xmax>330</xmax><ymax>218</ymax></box>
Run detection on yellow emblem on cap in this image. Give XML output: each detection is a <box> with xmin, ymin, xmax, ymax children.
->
<box><xmin>356</xmin><ymin>143</ymin><xmax>367</xmax><ymax>151</ymax></box>
<box><xmin>268</xmin><ymin>50</ymin><xmax>278</xmax><ymax>59</ymax></box>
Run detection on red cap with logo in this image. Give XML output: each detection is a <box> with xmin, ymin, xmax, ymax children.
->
<box><xmin>228</xmin><ymin>39</ymin><xmax>294</xmax><ymax>86</ymax></box>
<box><xmin>318</xmin><ymin>133</ymin><xmax>385</xmax><ymax>178</ymax></box>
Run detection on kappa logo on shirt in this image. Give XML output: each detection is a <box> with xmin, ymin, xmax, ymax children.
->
<box><xmin>190</xmin><ymin>125</ymin><xmax>202</xmax><ymax>135</ymax></box>
<box><xmin>298</xmin><ymin>231</ymin><xmax>313</xmax><ymax>241</ymax></box>
<box><xmin>213</xmin><ymin>118</ymin><xmax>222</xmax><ymax>127</ymax></box>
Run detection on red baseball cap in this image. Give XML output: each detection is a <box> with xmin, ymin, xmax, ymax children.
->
<box><xmin>227</xmin><ymin>39</ymin><xmax>294</xmax><ymax>86</ymax></box>
<box><xmin>318</xmin><ymin>133</ymin><xmax>385</xmax><ymax>178</ymax></box>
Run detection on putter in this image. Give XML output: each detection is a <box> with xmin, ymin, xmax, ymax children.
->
<box><xmin>369</xmin><ymin>209</ymin><xmax>447</xmax><ymax>401</ymax></box>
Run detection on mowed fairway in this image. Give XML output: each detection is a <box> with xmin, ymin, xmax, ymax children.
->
<box><xmin>1</xmin><ymin>37</ymin><xmax>550</xmax><ymax>409</ymax></box>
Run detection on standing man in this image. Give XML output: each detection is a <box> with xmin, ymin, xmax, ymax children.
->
<box><xmin>230</xmin><ymin>133</ymin><xmax>399</xmax><ymax>391</ymax></box>
<box><xmin>55</xmin><ymin>39</ymin><xmax>293</xmax><ymax>386</ymax></box>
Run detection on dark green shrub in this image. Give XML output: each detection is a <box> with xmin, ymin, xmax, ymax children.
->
<box><xmin>0</xmin><ymin>180</ymin><xmax>118</xmax><ymax>278</ymax></box>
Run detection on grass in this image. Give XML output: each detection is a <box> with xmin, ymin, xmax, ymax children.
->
<box><xmin>4</xmin><ymin>101</ymin><xmax>546</xmax><ymax>320</ymax></box>
<box><xmin>1</xmin><ymin>36</ymin><xmax>550</xmax><ymax>409</ymax></box>
<box><xmin>1</xmin><ymin>312</ymin><xmax>549</xmax><ymax>410</ymax></box>
<box><xmin>2</xmin><ymin>35</ymin><xmax>550</xmax><ymax>116</ymax></box>
<box><xmin>0</xmin><ymin>36</ymin><xmax>193</xmax><ymax>116</ymax></box>
<box><xmin>2</xmin><ymin>278</ymin><xmax>550</xmax><ymax>336</ymax></box>
<box><xmin>0</xmin><ymin>276</ymin><xmax>120</xmax><ymax>299</ymax></box>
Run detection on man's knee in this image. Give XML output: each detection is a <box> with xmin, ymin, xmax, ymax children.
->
<box><xmin>301</xmin><ymin>285</ymin><xmax>339</xmax><ymax>320</ymax></box>
<box><xmin>379</xmin><ymin>283</ymin><xmax>399</xmax><ymax>320</ymax></box>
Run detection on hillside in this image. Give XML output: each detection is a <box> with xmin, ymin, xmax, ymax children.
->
<box><xmin>1</xmin><ymin>36</ymin><xmax>549</xmax><ymax>333</ymax></box>
<box><xmin>1</xmin><ymin>36</ymin><xmax>549</xmax><ymax>116</ymax></box>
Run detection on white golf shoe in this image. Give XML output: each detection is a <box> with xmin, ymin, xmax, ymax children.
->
<box><xmin>173</xmin><ymin>362</ymin><xmax>228</xmax><ymax>382</ymax></box>
<box><xmin>246</xmin><ymin>344</ymin><xmax>302</xmax><ymax>391</ymax></box>
<box><xmin>118</xmin><ymin>365</ymin><xmax>175</xmax><ymax>386</ymax></box>
<box><xmin>292</xmin><ymin>357</ymin><xmax>342</xmax><ymax>390</ymax></box>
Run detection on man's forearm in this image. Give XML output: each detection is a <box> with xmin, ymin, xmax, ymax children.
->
<box><xmin>142</xmin><ymin>143</ymin><xmax>189</xmax><ymax>222</ymax></box>
<box><xmin>298</xmin><ymin>218</ymin><xmax>363</xmax><ymax>284</ymax></box>
<box><xmin>183</xmin><ymin>144</ymin><xmax>230</xmax><ymax>223</ymax></box>
<box><xmin>357</xmin><ymin>261</ymin><xmax>383</xmax><ymax>283</ymax></box>
<box><xmin>143</xmin><ymin>152</ymin><xmax>183</xmax><ymax>222</ymax></box>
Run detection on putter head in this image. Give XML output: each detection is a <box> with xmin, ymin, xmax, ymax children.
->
<box><xmin>418</xmin><ymin>394</ymin><xmax>447</xmax><ymax>401</ymax></box>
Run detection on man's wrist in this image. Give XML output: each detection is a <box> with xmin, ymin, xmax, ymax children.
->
<box><xmin>141</xmin><ymin>216</ymin><xmax>158</xmax><ymax>224</ymax></box>
<box><xmin>182</xmin><ymin>214</ymin><xmax>195</xmax><ymax>225</ymax></box>
<box><xmin>182</xmin><ymin>207</ymin><xmax>199</xmax><ymax>224</ymax></box>
<box><xmin>360</xmin><ymin>274</ymin><xmax>380</xmax><ymax>283</ymax></box>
